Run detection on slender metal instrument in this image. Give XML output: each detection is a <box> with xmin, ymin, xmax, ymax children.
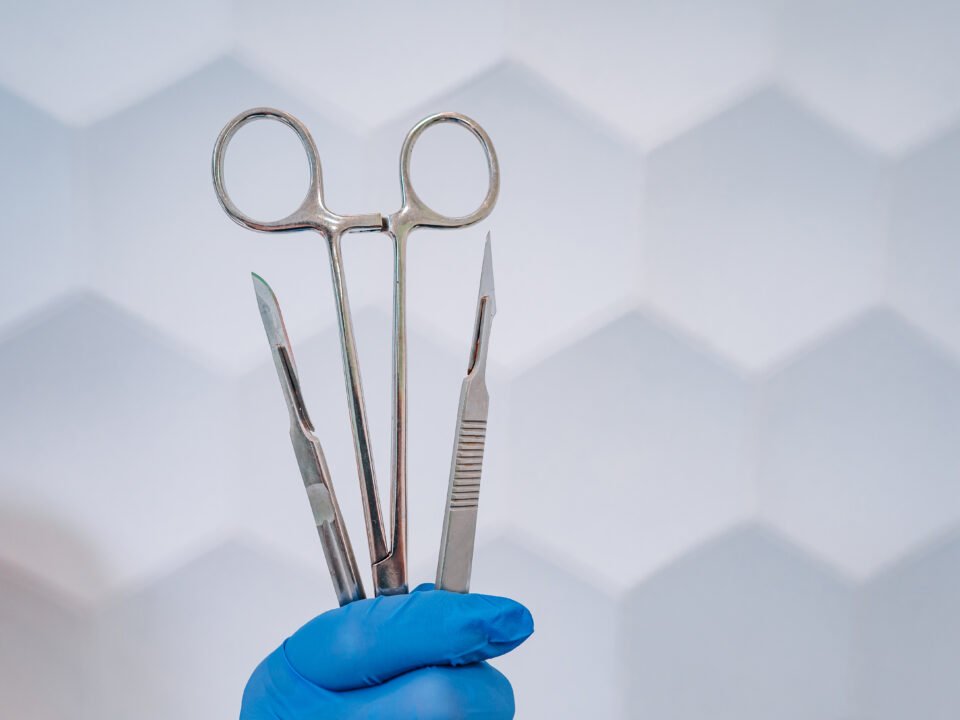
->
<box><xmin>436</xmin><ymin>234</ymin><xmax>496</xmax><ymax>593</ymax></box>
<box><xmin>252</xmin><ymin>273</ymin><xmax>365</xmax><ymax>606</ymax></box>
<box><xmin>381</xmin><ymin>112</ymin><xmax>499</xmax><ymax>596</ymax></box>
<box><xmin>213</xmin><ymin>107</ymin><xmax>499</xmax><ymax>598</ymax></box>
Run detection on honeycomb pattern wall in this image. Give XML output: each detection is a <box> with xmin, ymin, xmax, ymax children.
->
<box><xmin>2</xmin><ymin>2</ymin><xmax>959</xmax><ymax>718</ymax></box>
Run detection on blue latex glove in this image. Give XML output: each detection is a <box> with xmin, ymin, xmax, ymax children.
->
<box><xmin>241</xmin><ymin>585</ymin><xmax>534</xmax><ymax>719</ymax></box>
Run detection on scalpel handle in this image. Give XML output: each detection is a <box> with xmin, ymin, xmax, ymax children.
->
<box><xmin>436</xmin><ymin>381</ymin><xmax>488</xmax><ymax>593</ymax></box>
<box><xmin>290</xmin><ymin>428</ymin><xmax>366</xmax><ymax>606</ymax></box>
<box><xmin>253</xmin><ymin>272</ymin><xmax>366</xmax><ymax>606</ymax></box>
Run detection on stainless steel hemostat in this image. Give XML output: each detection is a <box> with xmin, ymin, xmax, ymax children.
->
<box><xmin>211</xmin><ymin>107</ymin><xmax>499</xmax><ymax>603</ymax></box>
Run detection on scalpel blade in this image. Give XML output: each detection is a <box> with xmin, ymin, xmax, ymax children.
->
<box><xmin>253</xmin><ymin>273</ymin><xmax>365</xmax><ymax>605</ymax></box>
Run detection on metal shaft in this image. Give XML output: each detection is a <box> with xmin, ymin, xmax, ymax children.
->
<box><xmin>325</xmin><ymin>233</ymin><xmax>391</xmax><ymax>575</ymax></box>
<box><xmin>374</xmin><ymin>224</ymin><xmax>410</xmax><ymax>595</ymax></box>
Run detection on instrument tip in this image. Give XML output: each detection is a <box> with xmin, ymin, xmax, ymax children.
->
<box><xmin>251</xmin><ymin>272</ymin><xmax>288</xmax><ymax>348</ymax></box>
<box><xmin>480</xmin><ymin>233</ymin><xmax>495</xmax><ymax>304</ymax></box>
<box><xmin>251</xmin><ymin>271</ymin><xmax>271</xmax><ymax>296</ymax></box>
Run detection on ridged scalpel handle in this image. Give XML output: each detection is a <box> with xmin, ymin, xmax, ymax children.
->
<box><xmin>436</xmin><ymin>416</ymin><xmax>486</xmax><ymax>592</ymax></box>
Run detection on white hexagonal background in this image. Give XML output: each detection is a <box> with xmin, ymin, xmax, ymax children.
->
<box><xmin>0</xmin><ymin>88</ymin><xmax>79</xmax><ymax>331</ymax></box>
<box><xmin>509</xmin><ymin>0</ymin><xmax>784</xmax><ymax>149</ymax></box>
<box><xmin>2</xmin><ymin>3</ymin><xmax>960</xmax><ymax>718</ymax></box>
<box><xmin>757</xmin><ymin>309</ymin><xmax>960</xmax><ymax>579</ymax></box>
<box><xmin>0</xmin><ymin>293</ymin><xmax>228</xmax><ymax>602</ymax></box>
<box><xmin>888</xmin><ymin>127</ymin><xmax>960</xmax><ymax>358</ymax></box>
<box><xmin>621</xmin><ymin>526</ymin><xmax>854</xmax><ymax>720</ymax></box>
<box><xmin>855</xmin><ymin>532</ymin><xmax>960</xmax><ymax>720</ymax></box>
<box><xmin>0</xmin><ymin>568</ymin><xmax>93</xmax><ymax>719</ymax></box>
<box><xmin>780</xmin><ymin>0</ymin><xmax>960</xmax><ymax>155</ymax></box>
<box><xmin>235</xmin><ymin>0</ymin><xmax>508</xmax><ymax>131</ymax></box>
<box><xmin>643</xmin><ymin>89</ymin><xmax>889</xmax><ymax>370</ymax></box>
<box><xmin>0</xmin><ymin>0</ymin><xmax>231</xmax><ymax>125</ymax></box>
<box><xmin>504</xmin><ymin>311</ymin><xmax>754</xmax><ymax>590</ymax></box>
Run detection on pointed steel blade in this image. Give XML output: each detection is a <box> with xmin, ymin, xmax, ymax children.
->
<box><xmin>252</xmin><ymin>272</ymin><xmax>294</xmax><ymax>359</ymax></box>
<box><xmin>479</xmin><ymin>232</ymin><xmax>496</xmax><ymax>315</ymax></box>
<box><xmin>250</xmin><ymin>272</ymin><xmax>365</xmax><ymax>605</ymax></box>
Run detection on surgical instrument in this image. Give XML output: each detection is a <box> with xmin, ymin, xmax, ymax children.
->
<box><xmin>436</xmin><ymin>235</ymin><xmax>496</xmax><ymax>593</ymax></box>
<box><xmin>381</xmin><ymin>112</ymin><xmax>499</xmax><ymax>596</ymax></box>
<box><xmin>252</xmin><ymin>273</ymin><xmax>365</xmax><ymax>606</ymax></box>
<box><xmin>212</xmin><ymin>108</ymin><xmax>499</xmax><ymax>597</ymax></box>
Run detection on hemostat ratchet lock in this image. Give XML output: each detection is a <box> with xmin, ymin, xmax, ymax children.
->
<box><xmin>212</xmin><ymin>107</ymin><xmax>500</xmax><ymax>603</ymax></box>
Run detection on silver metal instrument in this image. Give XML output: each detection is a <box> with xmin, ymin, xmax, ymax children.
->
<box><xmin>436</xmin><ymin>235</ymin><xmax>496</xmax><ymax>593</ymax></box>
<box><xmin>212</xmin><ymin>107</ymin><xmax>499</xmax><ymax>600</ymax></box>
<box><xmin>252</xmin><ymin>273</ymin><xmax>365</xmax><ymax>606</ymax></box>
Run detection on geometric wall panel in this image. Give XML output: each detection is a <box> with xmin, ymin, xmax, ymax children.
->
<box><xmin>644</xmin><ymin>89</ymin><xmax>889</xmax><ymax>370</ymax></box>
<box><xmin>0</xmin><ymin>568</ymin><xmax>92</xmax><ymax>720</ymax></box>
<box><xmin>235</xmin><ymin>0</ymin><xmax>508</xmax><ymax>131</ymax></box>
<box><xmin>0</xmin><ymin>0</ymin><xmax>230</xmax><ymax>126</ymax></box>
<box><xmin>781</xmin><ymin>0</ymin><xmax>960</xmax><ymax>154</ymax></box>
<box><xmin>888</xmin><ymin>126</ymin><xmax>960</xmax><ymax>358</ymax></box>
<box><xmin>0</xmin><ymin>88</ymin><xmax>79</xmax><ymax>331</ymax></box>
<box><xmin>855</xmin><ymin>533</ymin><xmax>960</xmax><ymax>720</ymax></box>
<box><xmin>0</xmin><ymin>294</ymin><xmax>226</xmax><ymax>602</ymax></box>
<box><xmin>621</xmin><ymin>526</ymin><xmax>854</xmax><ymax>720</ymax></box>
<box><xmin>758</xmin><ymin>309</ymin><xmax>960</xmax><ymax>579</ymax></box>
<box><xmin>506</xmin><ymin>312</ymin><xmax>753</xmax><ymax>590</ymax></box>
<box><xmin>509</xmin><ymin>0</ymin><xmax>783</xmax><ymax>149</ymax></box>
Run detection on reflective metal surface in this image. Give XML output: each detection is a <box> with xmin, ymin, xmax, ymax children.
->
<box><xmin>212</xmin><ymin>107</ymin><xmax>499</xmax><ymax>598</ymax></box>
<box><xmin>380</xmin><ymin>112</ymin><xmax>499</xmax><ymax>593</ymax></box>
<box><xmin>252</xmin><ymin>273</ymin><xmax>365</xmax><ymax>605</ymax></box>
<box><xmin>436</xmin><ymin>235</ymin><xmax>496</xmax><ymax>593</ymax></box>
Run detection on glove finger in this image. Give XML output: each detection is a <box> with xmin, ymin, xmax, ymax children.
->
<box><xmin>242</xmin><ymin>646</ymin><xmax>517</xmax><ymax>719</ymax></box>
<box><xmin>285</xmin><ymin>590</ymin><xmax>533</xmax><ymax>691</ymax></box>
<box><xmin>343</xmin><ymin>663</ymin><xmax>515</xmax><ymax>720</ymax></box>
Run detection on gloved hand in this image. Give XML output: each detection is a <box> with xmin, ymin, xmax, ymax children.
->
<box><xmin>241</xmin><ymin>584</ymin><xmax>534</xmax><ymax>719</ymax></box>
